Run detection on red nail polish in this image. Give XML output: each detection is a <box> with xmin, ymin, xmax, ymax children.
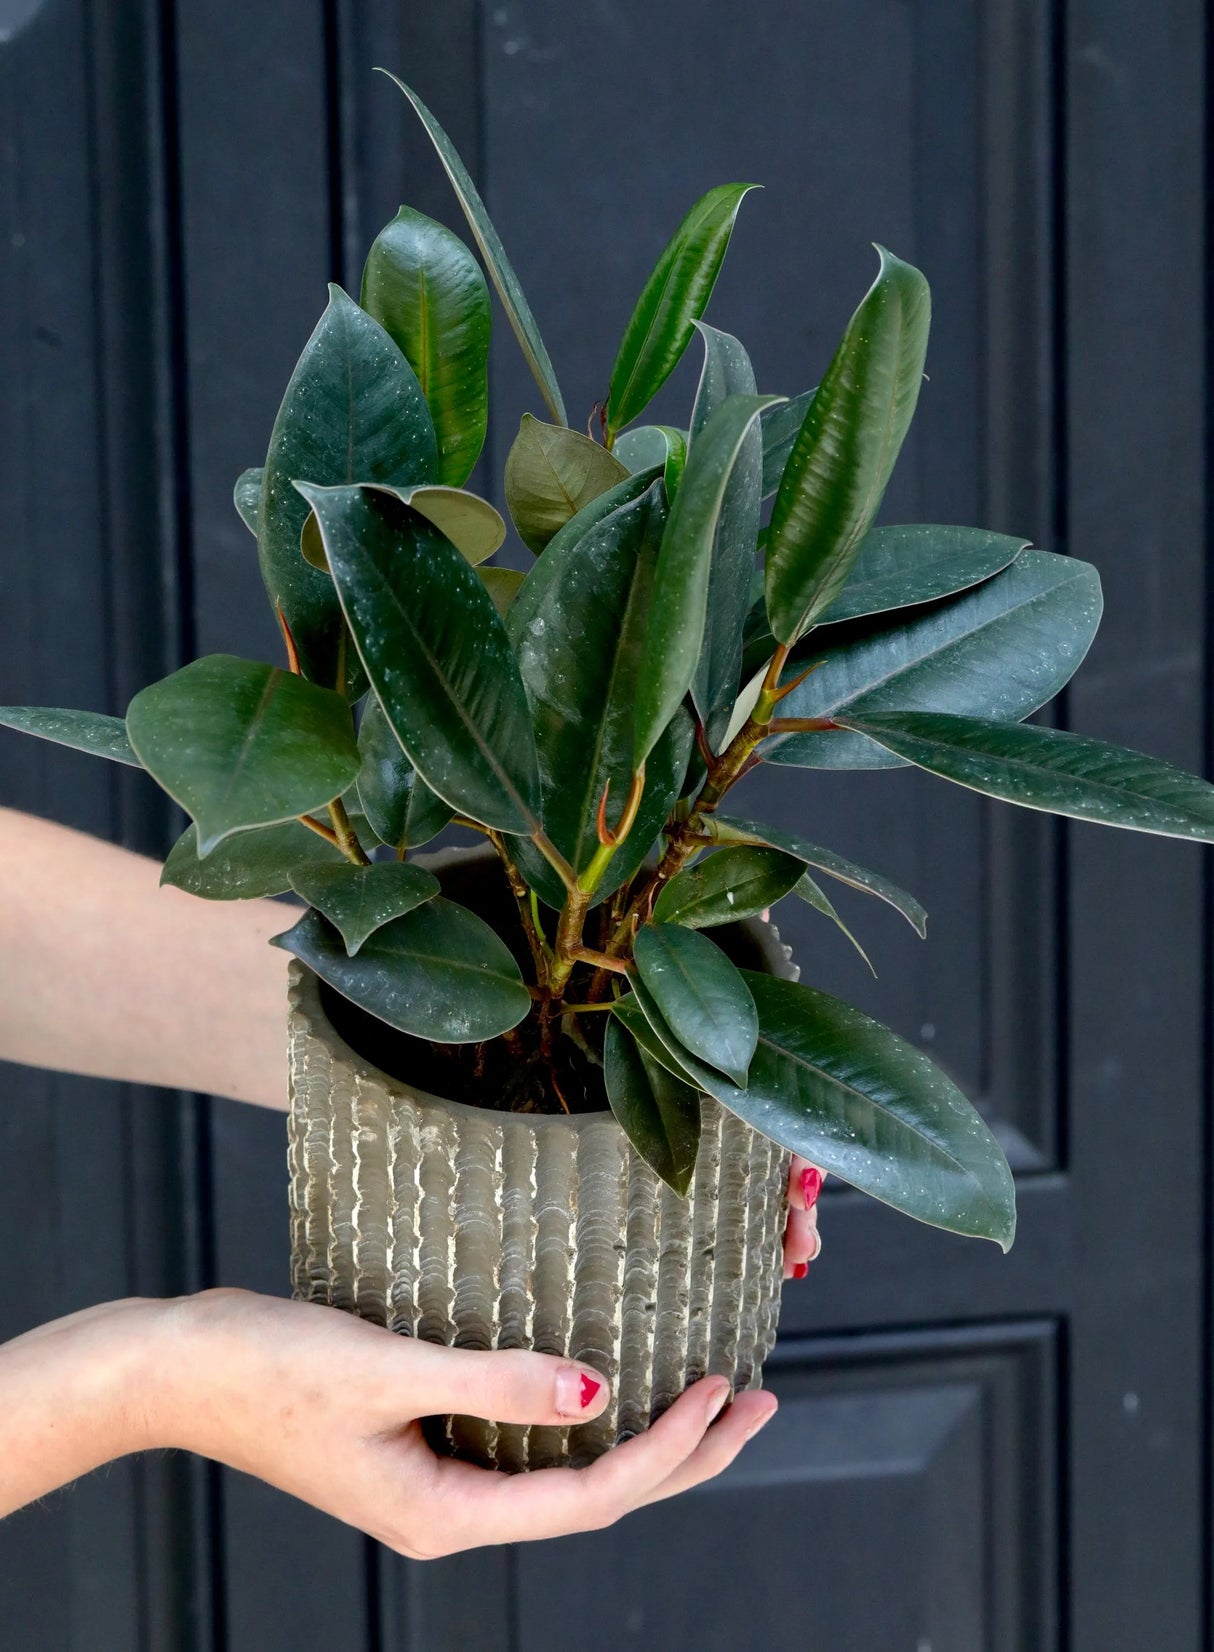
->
<box><xmin>793</xmin><ymin>1262</ymin><xmax>808</xmax><ymax>1279</ymax></box>
<box><xmin>801</xmin><ymin>1166</ymin><xmax>823</xmax><ymax>1211</ymax></box>
<box><xmin>580</xmin><ymin>1374</ymin><xmax>602</xmax><ymax>1408</ymax></box>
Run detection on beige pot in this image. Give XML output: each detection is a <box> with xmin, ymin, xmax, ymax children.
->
<box><xmin>285</xmin><ymin>852</ymin><xmax>796</xmax><ymax>1472</ymax></box>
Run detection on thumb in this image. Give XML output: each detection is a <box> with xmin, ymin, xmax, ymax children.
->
<box><xmin>396</xmin><ymin>1340</ymin><xmax>611</xmax><ymax>1426</ymax></box>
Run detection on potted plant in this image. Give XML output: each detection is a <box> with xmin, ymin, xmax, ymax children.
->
<box><xmin>7</xmin><ymin>70</ymin><xmax>1214</xmax><ymax>1473</ymax></box>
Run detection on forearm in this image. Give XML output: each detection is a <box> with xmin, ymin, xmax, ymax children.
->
<box><xmin>0</xmin><ymin>806</ymin><xmax>291</xmax><ymax>1108</ymax></box>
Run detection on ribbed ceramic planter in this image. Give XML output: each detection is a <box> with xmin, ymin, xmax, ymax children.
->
<box><xmin>286</xmin><ymin>859</ymin><xmax>797</xmax><ymax>1472</ymax></box>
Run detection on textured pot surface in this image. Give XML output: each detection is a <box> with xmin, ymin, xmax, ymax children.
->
<box><xmin>286</xmin><ymin>894</ymin><xmax>796</xmax><ymax>1471</ymax></box>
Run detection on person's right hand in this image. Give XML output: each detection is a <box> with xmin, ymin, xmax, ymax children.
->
<box><xmin>142</xmin><ymin>1288</ymin><xmax>776</xmax><ymax>1556</ymax></box>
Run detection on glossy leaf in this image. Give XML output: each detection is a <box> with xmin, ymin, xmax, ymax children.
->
<box><xmin>759</xmin><ymin>389</ymin><xmax>815</xmax><ymax>497</ymax></box>
<box><xmin>508</xmin><ymin>479</ymin><xmax>692</xmax><ymax>905</ymax></box>
<box><xmin>303</xmin><ymin>484</ymin><xmax>505</xmax><ymax>571</ymax></box>
<box><xmin>633</xmin><ymin>922</ymin><xmax>758</xmax><ymax>1087</ymax></box>
<box><xmin>234</xmin><ymin>466</ymin><xmax>263</xmax><ymax>535</ymax></box>
<box><xmin>614</xmin><ymin>976</ymin><xmax>1015</xmax><ymax>1249</ymax></box>
<box><xmin>161</xmin><ymin>818</ymin><xmax>345</xmax><ymax>899</ymax></box>
<box><xmin>479</xmin><ymin>566</ymin><xmax>526</xmax><ymax>618</ymax></box>
<box><xmin>652</xmin><ymin>844</ymin><xmax>806</xmax><ymax>928</ymax></box>
<box><xmin>360</xmin><ymin>205</ymin><xmax>490</xmax><ymax>485</ymax></box>
<box><xmin>603</xmin><ymin>1016</ymin><xmax>701</xmax><ymax>1196</ymax></box>
<box><xmin>0</xmin><ymin>706</ymin><xmax>141</xmax><ymax>767</ymax></box>
<box><xmin>840</xmin><ymin>710</ymin><xmax>1214</xmax><ymax>842</ymax></box>
<box><xmin>258</xmin><ymin>285</ymin><xmax>436</xmax><ymax>691</ymax></box>
<box><xmin>768</xmin><ymin>550</ymin><xmax>1103</xmax><ymax>770</ymax></box>
<box><xmin>288</xmin><ymin>860</ymin><xmax>440</xmax><ymax>955</ymax></box>
<box><xmin>381</xmin><ymin>71</ymin><xmax>566</xmax><ymax>424</ymax></box>
<box><xmin>605</xmin><ymin>183</ymin><xmax>758</xmax><ymax>440</ymax></box>
<box><xmin>270</xmin><ymin>898</ymin><xmax>530</xmax><ymax>1042</ymax></box>
<box><xmin>815</xmin><ymin>524</ymin><xmax>1029</xmax><ymax>626</ymax></box>
<box><xmin>613</xmin><ymin>424</ymin><xmax>688</xmax><ymax>497</ymax></box>
<box><xmin>765</xmin><ymin>247</ymin><xmax>931</xmax><ymax>643</ymax></box>
<box><xmin>687</xmin><ymin>325</ymin><xmax>766</xmax><ymax>742</ymax></box>
<box><xmin>504</xmin><ymin>414</ymin><xmax>629</xmax><ymax>554</ymax></box>
<box><xmin>125</xmin><ymin>655</ymin><xmax>360</xmax><ymax>854</ymax></box>
<box><xmin>633</xmin><ymin>394</ymin><xmax>778</xmax><ymax>767</ymax></box>
<box><xmin>710</xmin><ymin>814</ymin><xmax>927</xmax><ymax>936</ymax></box>
<box><xmin>793</xmin><ymin>872</ymin><xmax>875</xmax><ymax>975</ymax></box>
<box><xmin>299</xmin><ymin>483</ymin><xmax>540</xmax><ymax>835</ymax></box>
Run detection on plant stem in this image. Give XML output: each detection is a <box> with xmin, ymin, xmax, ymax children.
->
<box><xmin>490</xmin><ymin>830</ymin><xmax>551</xmax><ymax>988</ymax></box>
<box><xmin>327</xmin><ymin>796</ymin><xmax>372</xmax><ymax>866</ymax></box>
<box><xmin>297</xmin><ymin>813</ymin><xmax>341</xmax><ymax>847</ymax></box>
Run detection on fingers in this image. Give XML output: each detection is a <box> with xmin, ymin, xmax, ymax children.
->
<box><xmin>783</xmin><ymin>1154</ymin><xmax>825</xmax><ymax>1277</ymax></box>
<box><xmin>637</xmin><ymin>1389</ymin><xmax>778</xmax><ymax>1506</ymax></box>
<box><xmin>423</xmin><ymin>1375</ymin><xmax>735</xmax><ymax>1549</ymax></box>
<box><xmin>395</xmin><ymin>1341</ymin><xmax>611</xmax><ymax>1426</ymax></box>
<box><xmin>789</xmin><ymin>1155</ymin><xmax>826</xmax><ymax>1213</ymax></box>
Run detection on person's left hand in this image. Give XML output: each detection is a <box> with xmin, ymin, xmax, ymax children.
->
<box><xmin>782</xmin><ymin>1154</ymin><xmax>824</xmax><ymax>1279</ymax></box>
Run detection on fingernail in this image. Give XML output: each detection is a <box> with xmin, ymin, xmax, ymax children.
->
<box><xmin>793</xmin><ymin>1261</ymin><xmax>808</xmax><ymax>1279</ymax></box>
<box><xmin>706</xmin><ymin>1381</ymin><xmax>731</xmax><ymax>1423</ymax></box>
<box><xmin>745</xmin><ymin>1402</ymin><xmax>777</xmax><ymax>1441</ymax></box>
<box><xmin>557</xmin><ymin>1367</ymin><xmax>605</xmax><ymax>1416</ymax></box>
<box><xmin>808</xmin><ymin>1229</ymin><xmax>823</xmax><ymax>1262</ymax></box>
<box><xmin>801</xmin><ymin>1166</ymin><xmax>823</xmax><ymax>1211</ymax></box>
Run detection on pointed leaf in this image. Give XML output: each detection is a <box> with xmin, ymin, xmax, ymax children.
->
<box><xmin>769</xmin><ymin>550</ymin><xmax>1103</xmax><ymax>769</ymax></box>
<box><xmin>613</xmin><ymin>425</ymin><xmax>688</xmax><ymax>498</ymax></box>
<box><xmin>634</xmin><ymin>393</ymin><xmax>779</xmax><ymax>766</ymax></box>
<box><xmin>711</xmin><ymin>813</ymin><xmax>927</xmax><ymax>936</ymax></box>
<box><xmin>792</xmin><ymin>872</ymin><xmax>875</xmax><ymax>975</ymax></box>
<box><xmin>687</xmin><ymin>325</ymin><xmax>765</xmax><ymax>742</ymax></box>
<box><xmin>760</xmin><ymin>389</ymin><xmax>815</xmax><ymax>497</ymax></box>
<box><xmin>614</xmin><ymin>976</ymin><xmax>1015</xmax><ymax>1249</ymax></box>
<box><xmin>380</xmin><ymin>71</ymin><xmax>566</xmax><ymax>425</ymax></box>
<box><xmin>839</xmin><ymin>711</ymin><xmax>1214</xmax><ymax>841</ymax></box>
<box><xmin>299</xmin><ymin>483</ymin><xmax>540</xmax><ymax>835</ymax></box>
<box><xmin>259</xmin><ymin>285</ymin><xmax>436</xmax><ymax>689</ymax></box>
<box><xmin>125</xmin><ymin>655</ymin><xmax>360</xmax><ymax>854</ymax></box>
<box><xmin>508</xmin><ymin>479</ymin><xmax>691</xmax><ymax>904</ymax></box>
<box><xmin>504</xmin><ymin>414</ymin><xmax>629</xmax><ymax>554</ymax></box>
<box><xmin>161</xmin><ymin>818</ymin><xmax>345</xmax><ymax>899</ymax></box>
<box><xmin>766</xmin><ymin>248</ymin><xmax>931</xmax><ymax>643</ymax></box>
<box><xmin>604</xmin><ymin>1016</ymin><xmax>701</xmax><ymax>1196</ymax></box>
<box><xmin>288</xmin><ymin>860</ymin><xmax>440</xmax><ymax>955</ymax></box>
<box><xmin>234</xmin><ymin>466</ymin><xmax>263</xmax><ymax>535</ymax></box>
<box><xmin>0</xmin><ymin>706</ymin><xmax>141</xmax><ymax>767</ymax></box>
<box><xmin>605</xmin><ymin>183</ymin><xmax>758</xmax><ymax>439</ymax></box>
<box><xmin>816</xmin><ymin>525</ymin><xmax>1029</xmax><ymax>626</ymax></box>
<box><xmin>360</xmin><ymin>205</ymin><xmax>490</xmax><ymax>485</ymax></box>
<box><xmin>304</xmin><ymin>484</ymin><xmax>505</xmax><ymax>570</ymax></box>
<box><xmin>356</xmin><ymin>692</ymin><xmax>456</xmax><ymax>850</ymax></box>
<box><xmin>652</xmin><ymin>844</ymin><xmax>807</xmax><ymax>928</ymax></box>
<box><xmin>270</xmin><ymin>898</ymin><xmax>530</xmax><ymax>1042</ymax></box>
<box><xmin>633</xmin><ymin>922</ymin><xmax>758</xmax><ymax>1087</ymax></box>
<box><xmin>478</xmin><ymin>566</ymin><xmax>525</xmax><ymax>618</ymax></box>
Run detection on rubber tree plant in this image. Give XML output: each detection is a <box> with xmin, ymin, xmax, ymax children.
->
<box><xmin>8</xmin><ymin>71</ymin><xmax>1214</xmax><ymax>1258</ymax></box>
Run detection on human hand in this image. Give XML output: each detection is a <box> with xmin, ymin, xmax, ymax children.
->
<box><xmin>143</xmin><ymin>1289</ymin><xmax>777</xmax><ymax>1556</ymax></box>
<box><xmin>782</xmin><ymin>1154</ymin><xmax>825</xmax><ymax>1279</ymax></box>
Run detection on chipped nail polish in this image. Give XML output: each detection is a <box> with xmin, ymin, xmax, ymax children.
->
<box><xmin>801</xmin><ymin>1166</ymin><xmax>823</xmax><ymax>1211</ymax></box>
<box><xmin>557</xmin><ymin>1367</ymin><xmax>604</xmax><ymax>1415</ymax></box>
<box><xmin>793</xmin><ymin>1261</ymin><xmax>808</xmax><ymax>1279</ymax></box>
<box><xmin>580</xmin><ymin>1373</ymin><xmax>602</xmax><ymax>1409</ymax></box>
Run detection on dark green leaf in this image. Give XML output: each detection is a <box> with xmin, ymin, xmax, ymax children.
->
<box><xmin>504</xmin><ymin>414</ymin><xmax>629</xmax><ymax>554</ymax></box>
<box><xmin>508</xmin><ymin>480</ymin><xmax>692</xmax><ymax>905</ymax></box>
<box><xmin>686</xmin><ymin>325</ymin><xmax>765</xmax><ymax>743</ymax></box>
<box><xmin>614</xmin><ymin>975</ymin><xmax>1015</xmax><ymax>1249</ymax></box>
<box><xmin>125</xmin><ymin>655</ymin><xmax>360</xmax><ymax>854</ymax></box>
<box><xmin>815</xmin><ymin>524</ymin><xmax>1029</xmax><ymax>625</ymax></box>
<box><xmin>360</xmin><ymin>205</ymin><xmax>490</xmax><ymax>485</ymax></box>
<box><xmin>605</xmin><ymin>183</ymin><xmax>758</xmax><ymax>440</ymax></box>
<box><xmin>303</xmin><ymin>484</ymin><xmax>504</xmax><ymax>571</ymax></box>
<box><xmin>160</xmin><ymin>818</ymin><xmax>345</xmax><ymax>899</ymax></box>
<box><xmin>768</xmin><ymin>550</ymin><xmax>1103</xmax><ymax>770</ymax></box>
<box><xmin>288</xmin><ymin>860</ymin><xmax>440</xmax><ymax>955</ymax></box>
<box><xmin>633</xmin><ymin>922</ymin><xmax>758</xmax><ymax>1087</ymax></box>
<box><xmin>258</xmin><ymin>284</ymin><xmax>436</xmax><ymax>690</ymax></box>
<box><xmin>270</xmin><ymin>897</ymin><xmax>530</xmax><ymax>1042</ymax></box>
<box><xmin>652</xmin><ymin>844</ymin><xmax>806</xmax><ymax>928</ymax></box>
<box><xmin>603</xmin><ymin>1017</ymin><xmax>701</xmax><ymax>1196</ymax></box>
<box><xmin>711</xmin><ymin>813</ymin><xmax>927</xmax><ymax>936</ymax></box>
<box><xmin>792</xmin><ymin>872</ymin><xmax>875</xmax><ymax>975</ymax></box>
<box><xmin>613</xmin><ymin>425</ymin><xmax>688</xmax><ymax>499</ymax></box>
<box><xmin>234</xmin><ymin>467</ymin><xmax>263</xmax><ymax>535</ymax></box>
<box><xmin>380</xmin><ymin>71</ymin><xmax>566</xmax><ymax>425</ymax></box>
<box><xmin>0</xmin><ymin>706</ymin><xmax>141</xmax><ymax>767</ymax></box>
<box><xmin>839</xmin><ymin>710</ymin><xmax>1214</xmax><ymax>841</ymax></box>
<box><xmin>765</xmin><ymin>247</ymin><xmax>931</xmax><ymax>643</ymax></box>
<box><xmin>759</xmin><ymin>389</ymin><xmax>815</xmax><ymax>498</ymax></box>
<box><xmin>299</xmin><ymin>483</ymin><xmax>540</xmax><ymax>835</ymax></box>
<box><xmin>634</xmin><ymin>393</ymin><xmax>778</xmax><ymax>767</ymax></box>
